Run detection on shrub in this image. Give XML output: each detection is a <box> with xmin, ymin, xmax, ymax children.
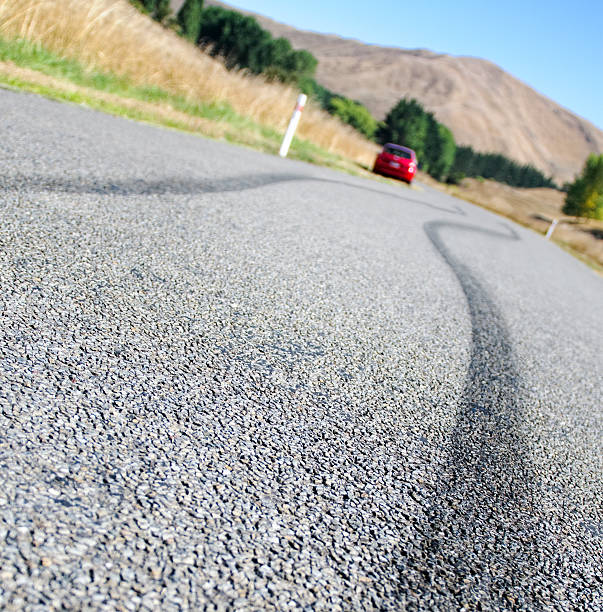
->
<box><xmin>563</xmin><ymin>154</ymin><xmax>603</xmax><ymax>219</ymax></box>
<box><xmin>328</xmin><ymin>97</ymin><xmax>378</xmax><ymax>140</ymax></box>
<box><xmin>177</xmin><ymin>0</ymin><xmax>204</xmax><ymax>43</ymax></box>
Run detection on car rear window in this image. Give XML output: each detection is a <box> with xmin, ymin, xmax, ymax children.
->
<box><xmin>384</xmin><ymin>146</ymin><xmax>411</xmax><ymax>159</ymax></box>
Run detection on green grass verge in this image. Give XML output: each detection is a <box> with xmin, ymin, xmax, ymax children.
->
<box><xmin>0</xmin><ymin>37</ymin><xmax>243</xmax><ymax>122</ymax></box>
<box><xmin>0</xmin><ymin>36</ymin><xmax>356</xmax><ymax>169</ymax></box>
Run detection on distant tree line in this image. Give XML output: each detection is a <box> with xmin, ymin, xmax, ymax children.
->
<box><xmin>376</xmin><ymin>98</ymin><xmax>557</xmax><ymax>187</ymax></box>
<box><xmin>130</xmin><ymin>1</ymin><xmax>559</xmax><ymax>189</ymax></box>
<box><xmin>562</xmin><ymin>154</ymin><xmax>603</xmax><ymax>219</ymax></box>
<box><xmin>448</xmin><ymin>146</ymin><xmax>556</xmax><ymax>189</ymax></box>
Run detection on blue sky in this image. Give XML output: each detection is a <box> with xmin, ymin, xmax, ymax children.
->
<box><xmin>225</xmin><ymin>0</ymin><xmax>603</xmax><ymax>131</ymax></box>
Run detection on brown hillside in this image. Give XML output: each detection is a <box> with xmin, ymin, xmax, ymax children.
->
<box><xmin>196</xmin><ymin>1</ymin><xmax>603</xmax><ymax>185</ymax></box>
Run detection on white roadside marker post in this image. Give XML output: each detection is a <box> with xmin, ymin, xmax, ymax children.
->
<box><xmin>545</xmin><ymin>218</ymin><xmax>559</xmax><ymax>240</ymax></box>
<box><xmin>279</xmin><ymin>94</ymin><xmax>307</xmax><ymax>158</ymax></box>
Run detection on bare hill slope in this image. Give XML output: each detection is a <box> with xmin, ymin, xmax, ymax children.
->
<box><xmin>200</xmin><ymin>1</ymin><xmax>603</xmax><ymax>184</ymax></box>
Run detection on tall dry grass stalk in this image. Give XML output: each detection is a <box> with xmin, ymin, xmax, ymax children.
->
<box><xmin>0</xmin><ymin>0</ymin><xmax>378</xmax><ymax>166</ymax></box>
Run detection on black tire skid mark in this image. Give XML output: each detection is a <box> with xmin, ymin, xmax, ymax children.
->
<box><xmin>397</xmin><ymin>221</ymin><xmax>540</xmax><ymax>610</ymax></box>
<box><xmin>0</xmin><ymin>172</ymin><xmax>465</xmax><ymax>215</ymax></box>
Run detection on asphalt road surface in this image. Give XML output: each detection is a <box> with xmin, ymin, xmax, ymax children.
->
<box><xmin>0</xmin><ymin>88</ymin><xmax>602</xmax><ymax>610</ymax></box>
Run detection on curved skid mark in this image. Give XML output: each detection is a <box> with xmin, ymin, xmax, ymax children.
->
<box><xmin>0</xmin><ymin>173</ymin><xmax>465</xmax><ymax>215</ymax></box>
<box><xmin>397</xmin><ymin>220</ymin><xmax>541</xmax><ymax>608</ymax></box>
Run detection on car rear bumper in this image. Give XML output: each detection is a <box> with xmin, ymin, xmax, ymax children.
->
<box><xmin>373</xmin><ymin>159</ymin><xmax>414</xmax><ymax>182</ymax></box>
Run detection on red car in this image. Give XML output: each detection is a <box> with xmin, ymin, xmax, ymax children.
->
<box><xmin>373</xmin><ymin>143</ymin><xmax>417</xmax><ymax>183</ymax></box>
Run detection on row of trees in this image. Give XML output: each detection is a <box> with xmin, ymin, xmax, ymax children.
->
<box><xmin>196</xmin><ymin>7</ymin><xmax>318</xmax><ymax>83</ymax></box>
<box><xmin>188</xmin><ymin>5</ymin><xmax>380</xmax><ymax>139</ymax></box>
<box><xmin>376</xmin><ymin>98</ymin><xmax>557</xmax><ymax>188</ymax></box>
<box><xmin>132</xmin><ymin>1</ymin><xmax>572</xmax><ymax>196</ymax></box>
<box><xmin>449</xmin><ymin>146</ymin><xmax>556</xmax><ymax>189</ymax></box>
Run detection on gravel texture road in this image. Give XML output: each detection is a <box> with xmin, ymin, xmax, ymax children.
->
<box><xmin>0</xmin><ymin>88</ymin><xmax>602</xmax><ymax>611</ymax></box>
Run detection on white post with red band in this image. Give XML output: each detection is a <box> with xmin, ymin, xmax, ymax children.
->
<box><xmin>279</xmin><ymin>94</ymin><xmax>307</xmax><ymax>158</ymax></box>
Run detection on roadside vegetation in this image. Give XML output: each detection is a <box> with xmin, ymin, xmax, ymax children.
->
<box><xmin>0</xmin><ymin>0</ymin><xmax>600</xmax><ymax>270</ymax></box>
<box><xmin>376</xmin><ymin>98</ymin><xmax>557</xmax><ymax>189</ymax></box>
<box><xmin>175</xmin><ymin>2</ymin><xmax>380</xmax><ymax>140</ymax></box>
<box><xmin>448</xmin><ymin>146</ymin><xmax>557</xmax><ymax>189</ymax></box>
<box><xmin>563</xmin><ymin>154</ymin><xmax>603</xmax><ymax>220</ymax></box>
<box><xmin>128</xmin><ymin>0</ymin><xmax>563</xmax><ymax>190</ymax></box>
<box><xmin>0</xmin><ymin>0</ymin><xmax>377</xmax><ymax>170</ymax></box>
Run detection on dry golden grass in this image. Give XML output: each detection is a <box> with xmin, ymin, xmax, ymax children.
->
<box><xmin>0</xmin><ymin>0</ymin><xmax>378</xmax><ymax>166</ymax></box>
<box><xmin>0</xmin><ymin>59</ymin><xmax>233</xmax><ymax>137</ymax></box>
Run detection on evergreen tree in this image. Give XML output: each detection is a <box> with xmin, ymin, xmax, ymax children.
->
<box><xmin>422</xmin><ymin>114</ymin><xmax>440</xmax><ymax>174</ymax></box>
<box><xmin>178</xmin><ymin>0</ymin><xmax>204</xmax><ymax>43</ymax></box>
<box><xmin>282</xmin><ymin>49</ymin><xmax>318</xmax><ymax>81</ymax></box>
<box><xmin>482</xmin><ymin>153</ymin><xmax>502</xmax><ymax>180</ymax></box>
<box><xmin>137</xmin><ymin>0</ymin><xmax>170</xmax><ymax>22</ymax></box>
<box><xmin>378</xmin><ymin>98</ymin><xmax>458</xmax><ymax>179</ymax></box>
<box><xmin>261</xmin><ymin>39</ymin><xmax>316</xmax><ymax>83</ymax></box>
<box><xmin>449</xmin><ymin>145</ymin><xmax>475</xmax><ymax>179</ymax></box>
<box><xmin>377</xmin><ymin>98</ymin><xmax>429</xmax><ymax>162</ymax></box>
<box><xmin>563</xmin><ymin>154</ymin><xmax>603</xmax><ymax>219</ymax></box>
<box><xmin>505</xmin><ymin>161</ymin><xmax>521</xmax><ymax>186</ymax></box>
<box><xmin>155</xmin><ymin>0</ymin><xmax>171</xmax><ymax>22</ymax></box>
<box><xmin>496</xmin><ymin>157</ymin><xmax>512</xmax><ymax>184</ymax></box>
<box><xmin>261</xmin><ymin>37</ymin><xmax>293</xmax><ymax>78</ymax></box>
<box><xmin>430</xmin><ymin>124</ymin><xmax>456</xmax><ymax>180</ymax></box>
